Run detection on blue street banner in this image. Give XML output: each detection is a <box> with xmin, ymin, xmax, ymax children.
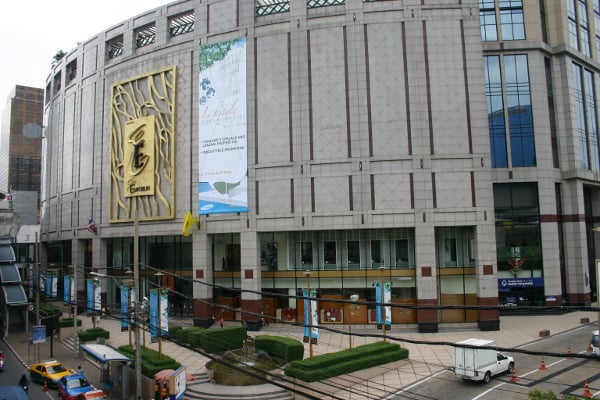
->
<box><xmin>149</xmin><ymin>288</ymin><xmax>168</xmax><ymax>342</ymax></box>
<box><xmin>32</xmin><ymin>325</ymin><xmax>46</xmax><ymax>344</ymax></box>
<box><xmin>51</xmin><ymin>272</ymin><xmax>58</xmax><ymax>299</ymax></box>
<box><xmin>302</xmin><ymin>289</ymin><xmax>309</xmax><ymax>343</ymax></box>
<box><xmin>86</xmin><ymin>279</ymin><xmax>102</xmax><ymax>315</ymax></box>
<box><xmin>375</xmin><ymin>282</ymin><xmax>382</xmax><ymax>328</ymax></box>
<box><xmin>120</xmin><ymin>285</ymin><xmax>129</xmax><ymax>332</ymax></box>
<box><xmin>45</xmin><ymin>272</ymin><xmax>52</xmax><ymax>298</ymax></box>
<box><xmin>86</xmin><ymin>279</ymin><xmax>94</xmax><ymax>314</ymax></box>
<box><xmin>63</xmin><ymin>275</ymin><xmax>71</xmax><ymax>305</ymax></box>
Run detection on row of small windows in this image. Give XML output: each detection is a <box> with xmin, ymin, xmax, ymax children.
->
<box><xmin>108</xmin><ymin>10</ymin><xmax>195</xmax><ymax>60</ymax></box>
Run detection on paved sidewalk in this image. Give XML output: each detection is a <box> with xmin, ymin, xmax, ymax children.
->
<box><xmin>3</xmin><ymin>309</ymin><xmax>598</xmax><ymax>399</ymax></box>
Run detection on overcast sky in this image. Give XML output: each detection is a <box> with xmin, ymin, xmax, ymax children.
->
<box><xmin>0</xmin><ymin>1</ymin><xmax>169</xmax><ymax>109</ymax></box>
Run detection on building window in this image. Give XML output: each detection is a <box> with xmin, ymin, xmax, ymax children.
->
<box><xmin>595</xmin><ymin>0</ymin><xmax>600</xmax><ymax>61</ymax></box>
<box><xmin>256</xmin><ymin>0</ymin><xmax>290</xmax><ymax>16</ymax></box>
<box><xmin>346</xmin><ymin>241</ymin><xmax>359</xmax><ymax>269</ymax></box>
<box><xmin>436</xmin><ymin>227</ymin><xmax>475</xmax><ymax>268</ymax></box>
<box><xmin>107</xmin><ymin>35</ymin><xmax>124</xmax><ymax>60</ymax></box>
<box><xmin>479</xmin><ymin>0</ymin><xmax>498</xmax><ymax>41</ymax></box>
<box><xmin>484</xmin><ymin>55</ymin><xmax>535</xmax><ymax>168</ymax></box>
<box><xmin>572</xmin><ymin>63</ymin><xmax>599</xmax><ymax>171</ymax></box>
<box><xmin>479</xmin><ymin>0</ymin><xmax>525</xmax><ymax>41</ymax></box>
<box><xmin>169</xmin><ymin>11</ymin><xmax>194</xmax><ymax>37</ymax></box>
<box><xmin>53</xmin><ymin>72</ymin><xmax>62</xmax><ymax>96</ymax></box>
<box><xmin>484</xmin><ymin>56</ymin><xmax>507</xmax><ymax>167</ymax></box>
<box><xmin>505</xmin><ymin>55</ymin><xmax>535</xmax><ymax>167</ymax></box>
<box><xmin>499</xmin><ymin>0</ymin><xmax>525</xmax><ymax>40</ymax></box>
<box><xmin>66</xmin><ymin>60</ymin><xmax>77</xmax><ymax>84</ymax></box>
<box><xmin>545</xmin><ymin>58</ymin><xmax>560</xmax><ymax>168</ymax></box>
<box><xmin>568</xmin><ymin>0</ymin><xmax>592</xmax><ymax>56</ymax></box>
<box><xmin>135</xmin><ymin>24</ymin><xmax>156</xmax><ymax>48</ymax></box>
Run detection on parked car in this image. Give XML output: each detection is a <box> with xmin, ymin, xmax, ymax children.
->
<box><xmin>57</xmin><ymin>373</ymin><xmax>94</xmax><ymax>400</ymax></box>
<box><xmin>81</xmin><ymin>389</ymin><xmax>108</xmax><ymax>400</ymax></box>
<box><xmin>29</xmin><ymin>360</ymin><xmax>74</xmax><ymax>389</ymax></box>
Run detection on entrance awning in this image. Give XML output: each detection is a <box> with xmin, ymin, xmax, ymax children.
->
<box><xmin>80</xmin><ymin>344</ymin><xmax>131</xmax><ymax>363</ymax></box>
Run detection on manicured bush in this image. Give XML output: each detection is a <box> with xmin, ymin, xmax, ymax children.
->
<box><xmin>118</xmin><ymin>345</ymin><xmax>181</xmax><ymax>378</ymax></box>
<box><xmin>179</xmin><ymin>327</ymin><xmax>206</xmax><ymax>343</ymax></box>
<box><xmin>78</xmin><ymin>328</ymin><xmax>110</xmax><ymax>342</ymax></box>
<box><xmin>59</xmin><ymin>318</ymin><xmax>82</xmax><ymax>328</ymax></box>
<box><xmin>198</xmin><ymin>326</ymin><xmax>247</xmax><ymax>353</ymax></box>
<box><xmin>255</xmin><ymin>335</ymin><xmax>304</xmax><ymax>362</ymax></box>
<box><xmin>284</xmin><ymin>342</ymin><xmax>408</xmax><ymax>382</ymax></box>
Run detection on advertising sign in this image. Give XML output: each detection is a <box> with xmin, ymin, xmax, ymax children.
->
<box><xmin>32</xmin><ymin>325</ymin><xmax>46</xmax><ymax>344</ymax></box>
<box><xmin>198</xmin><ymin>38</ymin><xmax>248</xmax><ymax>214</ymax></box>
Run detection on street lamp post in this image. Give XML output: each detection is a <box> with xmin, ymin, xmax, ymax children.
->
<box><xmin>348</xmin><ymin>294</ymin><xmax>359</xmax><ymax>350</ymax></box>
<box><xmin>379</xmin><ymin>266</ymin><xmax>387</xmax><ymax>344</ymax></box>
<box><xmin>154</xmin><ymin>271</ymin><xmax>164</xmax><ymax>359</ymax></box>
<box><xmin>304</xmin><ymin>271</ymin><xmax>313</xmax><ymax>359</ymax></box>
<box><xmin>133</xmin><ymin>211</ymin><xmax>142</xmax><ymax>399</ymax></box>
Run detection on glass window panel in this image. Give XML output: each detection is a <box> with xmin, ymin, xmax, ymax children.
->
<box><xmin>325</xmin><ymin>241</ymin><xmax>337</xmax><ymax>265</ymax></box>
<box><xmin>346</xmin><ymin>241</ymin><xmax>359</xmax><ymax>268</ymax></box>
<box><xmin>484</xmin><ymin>56</ymin><xmax>508</xmax><ymax>168</ymax></box>
<box><xmin>301</xmin><ymin>242</ymin><xmax>313</xmax><ymax>267</ymax></box>
<box><xmin>0</xmin><ymin>245</ymin><xmax>15</xmax><ymax>263</ymax></box>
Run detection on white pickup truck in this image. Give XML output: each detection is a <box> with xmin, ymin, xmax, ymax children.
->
<box><xmin>453</xmin><ymin>338</ymin><xmax>515</xmax><ymax>384</ymax></box>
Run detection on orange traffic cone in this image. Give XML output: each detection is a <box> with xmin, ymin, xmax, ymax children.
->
<box><xmin>43</xmin><ymin>380</ymin><xmax>48</xmax><ymax>392</ymax></box>
<box><xmin>511</xmin><ymin>367</ymin><xmax>518</xmax><ymax>383</ymax></box>
<box><xmin>583</xmin><ymin>380</ymin><xmax>592</xmax><ymax>398</ymax></box>
<box><xmin>568</xmin><ymin>347</ymin><xmax>573</xmax><ymax>359</ymax></box>
<box><xmin>539</xmin><ymin>356</ymin><xmax>547</xmax><ymax>371</ymax></box>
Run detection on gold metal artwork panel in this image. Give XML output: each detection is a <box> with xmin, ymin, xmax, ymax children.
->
<box><xmin>109</xmin><ymin>66</ymin><xmax>176</xmax><ymax>222</ymax></box>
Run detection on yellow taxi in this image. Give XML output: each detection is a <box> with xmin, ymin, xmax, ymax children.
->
<box><xmin>29</xmin><ymin>360</ymin><xmax>74</xmax><ymax>389</ymax></box>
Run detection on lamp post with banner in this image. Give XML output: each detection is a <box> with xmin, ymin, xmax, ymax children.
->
<box><xmin>154</xmin><ymin>271</ymin><xmax>165</xmax><ymax>359</ymax></box>
<box><xmin>304</xmin><ymin>271</ymin><xmax>313</xmax><ymax>359</ymax></box>
<box><xmin>348</xmin><ymin>294</ymin><xmax>359</xmax><ymax>350</ymax></box>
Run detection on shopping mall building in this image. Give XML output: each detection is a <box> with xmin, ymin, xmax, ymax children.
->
<box><xmin>40</xmin><ymin>0</ymin><xmax>600</xmax><ymax>333</ymax></box>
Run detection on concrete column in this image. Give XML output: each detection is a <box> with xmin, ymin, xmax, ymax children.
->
<box><xmin>240</xmin><ymin>231</ymin><xmax>261</xmax><ymax>329</ymax></box>
<box><xmin>562</xmin><ymin>180</ymin><xmax>591</xmax><ymax>305</ymax></box>
<box><xmin>475</xmin><ymin>222</ymin><xmax>499</xmax><ymax>331</ymax></box>
<box><xmin>193</xmin><ymin>232</ymin><xmax>214</xmax><ymax>327</ymax></box>
<box><xmin>538</xmin><ymin>182</ymin><xmax>563</xmax><ymax>306</ymax></box>
<box><xmin>414</xmin><ymin>224</ymin><xmax>438</xmax><ymax>333</ymax></box>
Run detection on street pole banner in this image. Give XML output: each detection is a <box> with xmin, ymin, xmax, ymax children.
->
<box><xmin>383</xmin><ymin>281</ymin><xmax>392</xmax><ymax>329</ymax></box>
<box><xmin>302</xmin><ymin>289</ymin><xmax>309</xmax><ymax>343</ymax></box>
<box><xmin>120</xmin><ymin>285</ymin><xmax>129</xmax><ymax>331</ymax></box>
<box><xmin>51</xmin><ymin>272</ymin><xmax>58</xmax><ymax>299</ymax></box>
<box><xmin>150</xmin><ymin>288</ymin><xmax>169</xmax><ymax>342</ymax></box>
<box><xmin>375</xmin><ymin>282</ymin><xmax>382</xmax><ymax>328</ymax></box>
<box><xmin>310</xmin><ymin>289</ymin><xmax>318</xmax><ymax>344</ymax></box>
<box><xmin>63</xmin><ymin>275</ymin><xmax>71</xmax><ymax>305</ymax></box>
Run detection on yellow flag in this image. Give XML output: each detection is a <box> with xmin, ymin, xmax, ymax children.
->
<box><xmin>182</xmin><ymin>211</ymin><xmax>195</xmax><ymax>236</ymax></box>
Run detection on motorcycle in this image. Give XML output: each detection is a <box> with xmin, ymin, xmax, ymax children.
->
<box><xmin>0</xmin><ymin>358</ymin><xmax>4</xmax><ymax>371</ymax></box>
<box><xmin>21</xmin><ymin>383</ymin><xmax>27</xmax><ymax>394</ymax></box>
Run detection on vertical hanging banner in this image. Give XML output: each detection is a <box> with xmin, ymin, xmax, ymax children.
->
<box><xmin>383</xmin><ymin>281</ymin><xmax>392</xmax><ymax>330</ymax></box>
<box><xmin>160</xmin><ymin>288</ymin><xmax>169</xmax><ymax>338</ymax></box>
<box><xmin>302</xmin><ymin>289</ymin><xmax>310</xmax><ymax>343</ymax></box>
<box><xmin>63</xmin><ymin>275</ymin><xmax>71</xmax><ymax>305</ymax></box>
<box><xmin>120</xmin><ymin>285</ymin><xmax>130</xmax><ymax>332</ymax></box>
<box><xmin>310</xmin><ymin>289</ymin><xmax>318</xmax><ymax>344</ymax></box>
<box><xmin>86</xmin><ymin>279</ymin><xmax>94</xmax><ymax>315</ymax></box>
<box><xmin>198</xmin><ymin>38</ymin><xmax>248</xmax><ymax>214</ymax></box>
<box><xmin>70</xmin><ymin>275</ymin><xmax>76</xmax><ymax>306</ymax></box>
<box><xmin>51</xmin><ymin>272</ymin><xmax>58</xmax><ymax>300</ymax></box>
<box><xmin>375</xmin><ymin>282</ymin><xmax>382</xmax><ymax>328</ymax></box>
<box><xmin>86</xmin><ymin>279</ymin><xmax>102</xmax><ymax>315</ymax></box>
<box><xmin>45</xmin><ymin>272</ymin><xmax>52</xmax><ymax>298</ymax></box>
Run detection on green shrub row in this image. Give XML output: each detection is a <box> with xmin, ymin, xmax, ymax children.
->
<box><xmin>117</xmin><ymin>345</ymin><xmax>181</xmax><ymax>378</ymax></box>
<box><xmin>59</xmin><ymin>318</ymin><xmax>82</xmax><ymax>328</ymax></box>
<box><xmin>255</xmin><ymin>335</ymin><xmax>304</xmax><ymax>362</ymax></box>
<box><xmin>170</xmin><ymin>326</ymin><xmax>206</xmax><ymax>344</ymax></box>
<box><xmin>78</xmin><ymin>328</ymin><xmax>110</xmax><ymax>342</ymax></box>
<box><xmin>188</xmin><ymin>326</ymin><xmax>246</xmax><ymax>353</ymax></box>
<box><xmin>284</xmin><ymin>342</ymin><xmax>408</xmax><ymax>382</ymax></box>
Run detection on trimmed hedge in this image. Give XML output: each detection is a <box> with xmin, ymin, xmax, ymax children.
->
<box><xmin>78</xmin><ymin>328</ymin><xmax>110</xmax><ymax>342</ymax></box>
<box><xmin>284</xmin><ymin>342</ymin><xmax>408</xmax><ymax>382</ymax></box>
<box><xmin>176</xmin><ymin>327</ymin><xmax>206</xmax><ymax>344</ymax></box>
<box><xmin>59</xmin><ymin>318</ymin><xmax>82</xmax><ymax>328</ymax></box>
<box><xmin>255</xmin><ymin>335</ymin><xmax>304</xmax><ymax>362</ymax></box>
<box><xmin>193</xmin><ymin>326</ymin><xmax>246</xmax><ymax>353</ymax></box>
<box><xmin>118</xmin><ymin>345</ymin><xmax>181</xmax><ymax>378</ymax></box>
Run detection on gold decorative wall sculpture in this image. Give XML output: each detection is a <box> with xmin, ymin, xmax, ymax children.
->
<box><xmin>109</xmin><ymin>66</ymin><xmax>176</xmax><ymax>222</ymax></box>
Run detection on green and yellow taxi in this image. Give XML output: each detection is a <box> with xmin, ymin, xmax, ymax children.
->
<box><xmin>29</xmin><ymin>360</ymin><xmax>74</xmax><ymax>389</ymax></box>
